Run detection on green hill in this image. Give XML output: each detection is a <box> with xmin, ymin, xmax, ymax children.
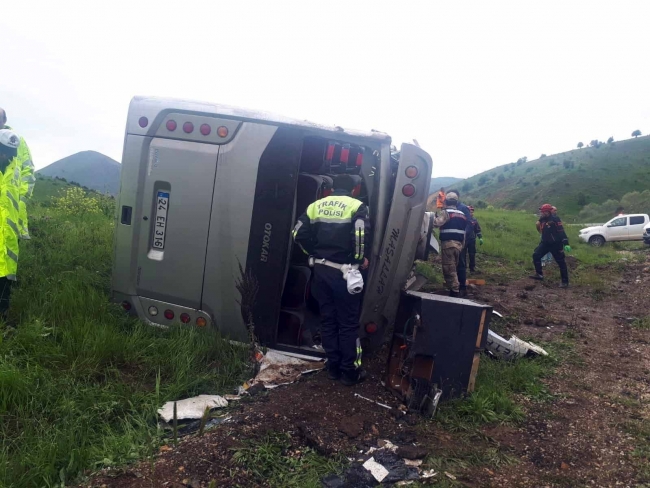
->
<box><xmin>458</xmin><ymin>135</ymin><xmax>650</xmax><ymax>218</ymax></box>
<box><xmin>37</xmin><ymin>151</ymin><xmax>121</xmax><ymax>195</ymax></box>
<box><xmin>429</xmin><ymin>176</ymin><xmax>462</xmax><ymax>194</ymax></box>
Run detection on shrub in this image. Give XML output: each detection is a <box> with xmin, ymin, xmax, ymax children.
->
<box><xmin>478</xmin><ymin>176</ymin><xmax>489</xmax><ymax>186</ymax></box>
<box><xmin>476</xmin><ymin>200</ymin><xmax>488</xmax><ymax>209</ymax></box>
<box><xmin>526</xmin><ymin>167</ymin><xmax>533</xmax><ymax>173</ymax></box>
<box><xmin>53</xmin><ymin>187</ymin><xmax>114</xmax><ymax>217</ymax></box>
<box><xmin>498</xmin><ymin>174</ymin><xmax>506</xmax><ymax>182</ymax></box>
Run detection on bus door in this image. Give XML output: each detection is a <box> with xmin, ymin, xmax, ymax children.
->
<box><xmin>134</xmin><ymin>137</ymin><xmax>219</xmax><ymax>310</ymax></box>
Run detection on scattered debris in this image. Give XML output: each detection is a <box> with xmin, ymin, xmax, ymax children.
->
<box><xmin>249</xmin><ymin>350</ymin><xmax>324</xmax><ymax>388</ymax></box>
<box><xmin>486</xmin><ymin>329</ymin><xmax>549</xmax><ymax>360</ymax></box>
<box><xmin>445</xmin><ymin>471</ymin><xmax>457</xmax><ymax>480</ymax></box>
<box><xmin>354</xmin><ymin>393</ymin><xmax>394</xmax><ymax>411</ymax></box>
<box><xmin>363</xmin><ymin>457</ymin><xmax>390</xmax><ymax>482</ymax></box>
<box><xmin>158</xmin><ymin>395</ymin><xmax>228</xmax><ymax>422</ymax></box>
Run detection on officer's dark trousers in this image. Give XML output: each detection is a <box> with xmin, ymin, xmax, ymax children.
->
<box><xmin>457</xmin><ymin>243</ymin><xmax>467</xmax><ymax>290</ymax></box>
<box><xmin>533</xmin><ymin>242</ymin><xmax>568</xmax><ymax>284</ymax></box>
<box><xmin>312</xmin><ymin>265</ymin><xmax>362</xmax><ymax>374</ymax></box>
<box><xmin>0</xmin><ymin>277</ymin><xmax>13</xmax><ymax>319</ymax></box>
<box><xmin>464</xmin><ymin>239</ymin><xmax>477</xmax><ymax>271</ymax></box>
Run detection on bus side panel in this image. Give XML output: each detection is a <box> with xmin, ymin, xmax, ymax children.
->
<box><xmin>112</xmin><ymin>134</ymin><xmax>151</xmax><ymax>298</ymax></box>
<box><xmin>244</xmin><ymin>127</ymin><xmax>303</xmax><ymax>346</ymax></box>
<box><xmin>360</xmin><ymin>143</ymin><xmax>433</xmax><ymax>351</ymax></box>
<box><xmin>201</xmin><ymin>123</ymin><xmax>278</xmax><ymax>341</ymax></box>
<box><xmin>135</xmin><ymin>138</ymin><xmax>219</xmax><ymax>309</ymax></box>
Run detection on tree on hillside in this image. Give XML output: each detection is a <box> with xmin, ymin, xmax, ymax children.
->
<box><xmin>540</xmin><ymin>154</ymin><xmax>547</xmax><ymax>158</ymax></box>
<box><xmin>607</xmin><ymin>136</ymin><xmax>614</xmax><ymax>144</ymax></box>
<box><xmin>478</xmin><ymin>175</ymin><xmax>489</xmax><ymax>186</ymax></box>
<box><xmin>461</xmin><ymin>182</ymin><xmax>473</xmax><ymax>192</ymax></box>
<box><xmin>589</xmin><ymin>140</ymin><xmax>602</xmax><ymax>148</ymax></box>
<box><xmin>577</xmin><ymin>192</ymin><xmax>587</xmax><ymax>206</ymax></box>
<box><xmin>516</xmin><ymin>157</ymin><xmax>527</xmax><ymax>165</ymax></box>
<box><xmin>577</xmin><ymin>142</ymin><xmax>584</xmax><ymax>149</ymax></box>
<box><xmin>498</xmin><ymin>174</ymin><xmax>505</xmax><ymax>182</ymax></box>
<box><xmin>632</xmin><ymin>130</ymin><xmax>642</xmax><ymax>138</ymax></box>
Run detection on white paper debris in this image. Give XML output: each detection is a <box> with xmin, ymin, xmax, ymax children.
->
<box><xmin>404</xmin><ymin>459</ymin><xmax>423</xmax><ymax>467</ymax></box>
<box><xmin>363</xmin><ymin>457</ymin><xmax>390</xmax><ymax>482</ymax></box>
<box><xmin>421</xmin><ymin>469</ymin><xmax>437</xmax><ymax>479</ymax></box>
<box><xmin>445</xmin><ymin>471</ymin><xmax>457</xmax><ymax>480</ymax></box>
<box><xmin>158</xmin><ymin>395</ymin><xmax>228</xmax><ymax>422</ymax></box>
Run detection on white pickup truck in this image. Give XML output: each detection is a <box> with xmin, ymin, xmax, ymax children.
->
<box><xmin>579</xmin><ymin>214</ymin><xmax>650</xmax><ymax>246</ymax></box>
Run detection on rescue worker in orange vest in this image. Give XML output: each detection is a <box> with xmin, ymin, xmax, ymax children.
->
<box><xmin>435</xmin><ymin>187</ymin><xmax>446</xmax><ymax>209</ymax></box>
<box><xmin>432</xmin><ymin>191</ymin><xmax>467</xmax><ymax>297</ymax></box>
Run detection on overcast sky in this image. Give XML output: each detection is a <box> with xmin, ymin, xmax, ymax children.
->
<box><xmin>2</xmin><ymin>0</ymin><xmax>649</xmax><ymax>178</ymax></box>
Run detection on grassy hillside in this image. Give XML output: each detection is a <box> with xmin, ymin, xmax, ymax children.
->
<box><xmin>429</xmin><ymin>176</ymin><xmax>462</xmax><ymax>194</ymax></box>
<box><xmin>37</xmin><ymin>150</ymin><xmax>121</xmax><ymax>195</ymax></box>
<box><xmin>458</xmin><ymin>135</ymin><xmax>650</xmax><ymax>219</ymax></box>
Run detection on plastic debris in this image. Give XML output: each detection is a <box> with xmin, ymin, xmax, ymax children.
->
<box><xmin>445</xmin><ymin>471</ymin><xmax>457</xmax><ymax>480</ymax></box>
<box><xmin>486</xmin><ymin>329</ymin><xmax>549</xmax><ymax>360</ymax></box>
<box><xmin>354</xmin><ymin>393</ymin><xmax>394</xmax><ymax>411</ymax></box>
<box><xmin>158</xmin><ymin>395</ymin><xmax>228</xmax><ymax>422</ymax></box>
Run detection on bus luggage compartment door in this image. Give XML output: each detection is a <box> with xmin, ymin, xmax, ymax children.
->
<box><xmin>135</xmin><ymin>138</ymin><xmax>219</xmax><ymax>309</ymax></box>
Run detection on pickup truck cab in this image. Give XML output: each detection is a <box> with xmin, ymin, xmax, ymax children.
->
<box><xmin>579</xmin><ymin>214</ymin><xmax>650</xmax><ymax>246</ymax></box>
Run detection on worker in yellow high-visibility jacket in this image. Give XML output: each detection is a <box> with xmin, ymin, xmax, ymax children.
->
<box><xmin>0</xmin><ymin>129</ymin><xmax>23</xmax><ymax>317</ymax></box>
<box><xmin>0</xmin><ymin>108</ymin><xmax>35</xmax><ymax>239</ymax></box>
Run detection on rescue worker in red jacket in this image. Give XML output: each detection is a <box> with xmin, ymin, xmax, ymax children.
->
<box><xmin>293</xmin><ymin>174</ymin><xmax>370</xmax><ymax>386</ymax></box>
<box><xmin>530</xmin><ymin>203</ymin><xmax>571</xmax><ymax>287</ymax></box>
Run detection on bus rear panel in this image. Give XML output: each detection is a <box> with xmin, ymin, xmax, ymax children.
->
<box><xmin>112</xmin><ymin>96</ymin><xmax>432</xmax><ymax>355</ymax></box>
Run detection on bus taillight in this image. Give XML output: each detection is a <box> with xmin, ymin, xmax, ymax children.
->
<box><xmin>402</xmin><ymin>184</ymin><xmax>416</xmax><ymax>197</ymax></box>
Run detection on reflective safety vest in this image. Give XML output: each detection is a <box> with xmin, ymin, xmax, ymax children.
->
<box><xmin>439</xmin><ymin>208</ymin><xmax>467</xmax><ymax>243</ymax></box>
<box><xmin>0</xmin><ymin>156</ymin><xmax>22</xmax><ymax>280</ymax></box>
<box><xmin>4</xmin><ymin>126</ymin><xmax>34</xmax><ymax>239</ymax></box>
<box><xmin>293</xmin><ymin>190</ymin><xmax>370</xmax><ymax>265</ymax></box>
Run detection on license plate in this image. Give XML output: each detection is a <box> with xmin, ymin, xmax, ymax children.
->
<box><xmin>152</xmin><ymin>191</ymin><xmax>170</xmax><ymax>250</ymax></box>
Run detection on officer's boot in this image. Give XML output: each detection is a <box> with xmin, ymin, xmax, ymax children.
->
<box><xmin>341</xmin><ymin>368</ymin><xmax>368</xmax><ymax>386</ymax></box>
<box><xmin>449</xmin><ymin>290</ymin><xmax>460</xmax><ymax>298</ymax></box>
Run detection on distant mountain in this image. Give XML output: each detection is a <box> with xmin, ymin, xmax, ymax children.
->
<box><xmin>456</xmin><ymin>135</ymin><xmax>650</xmax><ymax>217</ymax></box>
<box><xmin>37</xmin><ymin>151</ymin><xmax>121</xmax><ymax>195</ymax></box>
<box><xmin>429</xmin><ymin>177</ymin><xmax>462</xmax><ymax>194</ymax></box>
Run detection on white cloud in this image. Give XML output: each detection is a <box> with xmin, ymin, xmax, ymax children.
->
<box><xmin>1</xmin><ymin>0</ymin><xmax>649</xmax><ymax>177</ymax></box>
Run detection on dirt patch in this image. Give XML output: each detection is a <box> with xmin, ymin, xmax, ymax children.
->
<box><xmin>83</xmin><ymin>257</ymin><xmax>650</xmax><ymax>488</ymax></box>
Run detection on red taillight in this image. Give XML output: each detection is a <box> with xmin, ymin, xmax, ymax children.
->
<box><xmin>200</xmin><ymin>124</ymin><xmax>211</xmax><ymax>136</ymax></box>
<box><xmin>340</xmin><ymin>145</ymin><xmax>350</xmax><ymax>164</ymax></box>
<box><xmin>164</xmin><ymin>309</ymin><xmax>174</xmax><ymax>320</ymax></box>
<box><xmin>356</xmin><ymin>152</ymin><xmax>363</xmax><ymax>167</ymax></box>
<box><xmin>405</xmin><ymin>166</ymin><xmax>418</xmax><ymax>178</ymax></box>
<box><xmin>180</xmin><ymin>313</ymin><xmax>191</xmax><ymax>324</ymax></box>
<box><xmin>166</xmin><ymin>120</ymin><xmax>177</xmax><ymax>131</ymax></box>
<box><xmin>325</xmin><ymin>143</ymin><xmax>335</xmax><ymax>162</ymax></box>
<box><xmin>217</xmin><ymin>126</ymin><xmax>229</xmax><ymax>138</ymax></box>
<box><xmin>121</xmin><ymin>301</ymin><xmax>132</xmax><ymax>311</ymax></box>
<box><xmin>183</xmin><ymin>122</ymin><xmax>194</xmax><ymax>133</ymax></box>
<box><xmin>402</xmin><ymin>184</ymin><xmax>416</xmax><ymax>197</ymax></box>
<box><xmin>138</xmin><ymin>117</ymin><xmax>148</xmax><ymax>128</ymax></box>
<box><xmin>365</xmin><ymin>322</ymin><xmax>378</xmax><ymax>334</ymax></box>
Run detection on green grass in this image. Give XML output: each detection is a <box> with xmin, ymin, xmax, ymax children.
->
<box><xmin>231</xmin><ymin>432</ymin><xmax>345</xmax><ymax>488</ymax></box>
<box><xmin>0</xmin><ymin>203</ymin><xmax>250</xmax><ymax>488</ymax></box>
<box><xmin>631</xmin><ymin>317</ymin><xmax>650</xmax><ymax>330</ymax></box>
<box><xmin>458</xmin><ymin>134</ymin><xmax>650</xmax><ymax>219</ymax></box>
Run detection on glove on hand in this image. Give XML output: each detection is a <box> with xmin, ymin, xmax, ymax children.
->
<box><xmin>564</xmin><ymin>245</ymin><xmax>571</xmax><ymax>253</ymax></box>
<box><xmin>479</xmin><ymin>238</ymin><xmax>484</xmax><ymax>245</ymax></box>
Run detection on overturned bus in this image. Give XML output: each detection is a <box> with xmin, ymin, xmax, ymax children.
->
<box><xmin>111</xmin><ymin>96</ymin><xmax>436</xmax><ymax>356</ymax></box>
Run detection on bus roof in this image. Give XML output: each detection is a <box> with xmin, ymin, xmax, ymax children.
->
<box><xmin>129</xmin><ymin>96</ymin><xmax>392</xmax><ymax>143</ymax></box>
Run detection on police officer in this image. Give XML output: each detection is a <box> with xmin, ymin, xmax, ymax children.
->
<box><xmin>530</xmin><ymin>203</ymin><xmax>571</xmax><ymax>288</ymax></box>
<box><xmin>0</xmin><ymin>108</ymin><xmax>35</xmax><ymax>239</ymax></box>
<box><xmin>293</xmin><ymin>174</ymin><xmax>370</xmax><ymax>386</ymax></box>
<box><xmin>432</xmin><ymin>191</ymin><xmax>467</xmax><ymax>297</ymax></box>
<box><xmin>0</xmin><ymin>129</ymin><xmax>22</xmax><ymax>317</ymax></box>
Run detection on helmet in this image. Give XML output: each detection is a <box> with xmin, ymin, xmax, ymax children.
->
<box><xmin>445</xmin><ymin>191</ymin><xmax>459</xmax><ymax>205</ymax></box>
<box><xmin>539</xmin><ymin>204</ymin><xmax>554</xmax><ymax>213</ymax></box>
<box><xmin>0</xmin><ymin>129</ymin><xmax>19</xmax><ymax>150</ymax></box>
